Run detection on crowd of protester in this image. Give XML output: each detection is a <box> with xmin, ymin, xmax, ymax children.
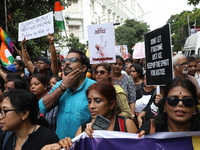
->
<box><xmin>0</xmin><ymin>34</ymin><xmax>200</xmax><ymax>149</ymax></box>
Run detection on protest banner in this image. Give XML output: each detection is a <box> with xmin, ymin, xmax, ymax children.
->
<box><xmin>144</xmin><ymin>24</ymin><xmax>173</xmax><ymax>86</ymax></box>
<box><xmin>87</xmin><ymin>23</ymin><xmax>116</xmax><ymax>64</ymax></box>
<box><xmin>18</xmin><ymin>11</ymin><xmax>54</xmax><ymax>41</ymax></box>
<box><xmin>61</xmin><ymin>131</ymin><xmax>200</xmax><ymax>150</ymax></box>
<box><xmin>132</xmin><ymin>42</ymin><xmax>145</xmax><ymax>59</ymax></box>
<box><xmin>115</xmin><ymin>45</ymin><xmax>129</xmax><ymax>59</ymax></box>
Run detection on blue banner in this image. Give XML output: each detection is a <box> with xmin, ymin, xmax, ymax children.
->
<box><xmin>63</xmin><ymin>131</ymin><xmax>200</xmax><ymax>150</ymax></box>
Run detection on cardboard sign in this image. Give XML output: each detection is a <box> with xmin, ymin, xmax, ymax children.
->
<box><xmin>115</xmin><ymin>45</ymin><xmax>129</xmax><ymax>59</ymax></box>
<box><xmin>144</xmin><ymin>24</ymin><xmax>173</xmax><ymax>86</ymax></box>
<box><xmin>18</xmin><ymin>11</ymin><xmax>54</xmax><ymax>41</ymax></box>
<box><xmin>87</xmin><ymin>23</ymin><xmax>116</xmax><ymax>64</ymax></box>
<box><xmin>132</xmin><ymin>42</ymin><xmax>145</xmax><ymax>59</ymax></box>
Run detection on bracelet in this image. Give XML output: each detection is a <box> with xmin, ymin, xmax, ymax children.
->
<box><xmin>22</xmin><ymin>49</ymin><xmax>27</xmax><ymax>52</ymax></box>
<box><xmin>50</xmin><ymin>42</ymin><xmax>54</xmax><ymax>45</ymax></box>
<box><xmin>59</xmin><ymin>85</ymin><xmax>65</xmax><ymax>92</ymax></box>
<box><xmin>61</xmin><ymin>83</ymin><xmax>67</xmax><ymax>90</ymax></box>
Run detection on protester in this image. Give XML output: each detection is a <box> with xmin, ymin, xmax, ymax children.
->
<box><xmin>129</xmin><ymin>64</ymin><xmax>143</xmax><ymax>90</ymax></box>
<box><xmin>111</xmin><ymin>55</ymin><xmax>136</xmax><ymax>117</ymax></box>
<box><xmin>30</xmin><ymin>74</ymin><xmax>49</xmax><ymax>100</ymax></box>
<box><xmin>191</xmin><ymin>54</ymin><xmax>200</xmax><ymax>86</ymax></box>
<box><xmin>21</xmin><ymin>34</ymin><xmax>58</xmax><ymax>80</ymax></box>
<box><xmin>138</xmin><ymin>77</ymin><xmax>200</xmax><ymax>136</ymax></box>
<box><xmin>137</xmin><ymin>87</ymin><xmax>163</xmax><ymax>128</ymax></box>
<box><xmin>49</xmin><ymin>75</ymin><xmax>62</xmax><ymax>91</ymax></box>
<box><xmin>4</xmin><ymin>78</ymin><xmax>28</xmax><ymax>92</ymax></box>
<box><xmin>39</xmin><ymin>48</ymin><xmax>96</xmax><ymax>139</ymax></box>
<box><xmin>13</xmin><ymin>60</ymin><xmax>30</xmax><ymax>83</ymax></box>
<box><xmin>135</xmin><ymin>74</ymin><xmax>156</xmax><ymax>116</ymax></box>
<box><xmin>187</xmin><ymin>56</ymin><xmax>197</xmax><ymax>77</ymax></box>
<box><xmin>0</xmin><ymin>89</ymin><xmax>59</xmax><ymax>149</ymax></box>
<box><xmin>41</xmin><ymin>82</ymin><xmax>138</xmax><ymax>150</ymax></box>
<box><xmin>94</xmin><ymin>63</ymin><xmax>132</xmax><ymax>118</ymax></box>
<box><xmin>45</xmin><ymin>75</ymin><xmax>62</xmax><ymax>130</ymax></box>
<box><xmin>172</xmin><ymin>53</ymin><xmax>200</xmax><ymax>98</ymax></box>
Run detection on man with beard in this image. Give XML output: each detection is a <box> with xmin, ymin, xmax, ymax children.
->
<box><xmin>172</xmin><ymin>54</ymin><xmax>200</xmax><ymax>96</ymax></box>
<box><xmin>39</xmin><ymin>49</ymin><xmax>96</xmax><ymax>139</ymax></box>
<box><xmin>21</xmin><ymin>34</ymin><xmax>58</xmax><ymax>80</ymax></box>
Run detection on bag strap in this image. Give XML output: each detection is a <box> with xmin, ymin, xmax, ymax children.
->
<box><xmin>150</xmin><ymin>119</ymin><xmax>156</xmax><ymax>134</ymax></box>
<box><xmin>118</xmin><ymin>117</ymin><xmax>127</xmax><ymax>132</ymax></box>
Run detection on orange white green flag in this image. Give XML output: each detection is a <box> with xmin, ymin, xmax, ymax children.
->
<box><xmin>0</xmin><ymin>42</ymin><xmax>15</xmax><ymax>67</ymax></box>
<box><xmin>54</xmin><ymin>1</ymin><xmax>65</xmax><ymax>30</ymax></box>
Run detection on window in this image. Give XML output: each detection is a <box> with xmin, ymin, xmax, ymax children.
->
<box><xmin>68</xmin><ymin>26</ymin><xmax>80</xmax><ymax>38</ymax></box>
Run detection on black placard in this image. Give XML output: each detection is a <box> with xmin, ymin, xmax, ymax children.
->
<box><xmin>144</xmin><ymin>24</ymin><xmax>173</xmax><ymax>86</ymax></box>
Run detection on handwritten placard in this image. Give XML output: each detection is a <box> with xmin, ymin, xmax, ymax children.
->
<box><xmin>18</xmin><ymin>11</ymin><xmax>54</xmax><ymax>41</ymax></box>
<box><xmin>144</xmin><ymin>24</ymin><xmax>173</xmax><ymax>86</ymax></box>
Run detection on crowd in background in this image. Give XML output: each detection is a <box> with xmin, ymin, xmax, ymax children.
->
<box><xmin>0</xmin><ymin>34</ymin><xmax>200</xmax><ymax>149</ymax></box>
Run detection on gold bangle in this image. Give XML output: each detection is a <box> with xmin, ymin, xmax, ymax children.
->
<box><xmin>22</xmin><ymin>49</ymin><xmax>27</xmax><ymax>52</ymax></box>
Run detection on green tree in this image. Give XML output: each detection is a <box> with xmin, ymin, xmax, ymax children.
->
<box><xmin>0</xmin><ymin>0</ymin><xmax>67</xmax><ymax>58</ymax></box>
<box><xmin>115</xmin><ymin>19</ymin><xmax>150</xmax><ymax>54</ymax></box>
<box><xmin>67</xmin><ymin>33</ymin><xmax>87</xmax><ymax>52</ymax></box>
<box><xmin>188</xmin><ymin>0</ymin><xmax>200</xmax><ymax>6</ymax></box>
<box><xmin>167</xmin><ymin>8</ymin><xmax>200</xmax><ymax>52</ymax></box>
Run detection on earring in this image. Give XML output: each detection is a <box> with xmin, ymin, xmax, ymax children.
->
<box><xmin>193</xmin><ymin>112</ymin><xmax>196</xmax><ymax>115</ymax></box>
<box><xmin>163</xmin><ymin>109</ymin><xmax>166</xmax><ymax>113</ymax></box>
<box><xmin>22</xmin><ymin>118</ymin><xmax>25</xmax><ymax>120</ymax></box>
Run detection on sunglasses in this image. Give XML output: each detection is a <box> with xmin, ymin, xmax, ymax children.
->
<box><xmin>61</xmin><ymin>57</ymin><xmax>81</xmax><ymax>63</ymax></box>
<box><xmin>166</xmin><ymin>97</ymin><xmax>197</xmax><ymax>107</ymax></box>
<box><xmin>95</xmin><ymin>70</ymin><xmax>108</xmax><ymax>75</ymax></box>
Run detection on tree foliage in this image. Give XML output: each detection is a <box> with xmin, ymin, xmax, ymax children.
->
<box><xmin>115</xmin><ymin>19</ymin><xmax>150</xmax><ymax>54</ymax></box>
<box><xmin>187</xmin><ymin>0</ymin><xmax>200</xmax><ymax>6</ymax></box>
<box><xmin>67</xmin><ymin>33</ymin><xmax>87</xmax><ymax>52</ymax></box>
<box><xmin>0</xmin><ymin>0</ymin><xmax>67</xmax><ymax>58</ymax></box>
<box><xmin>166</xmin><ymin>8</ymin><xmax>200</xmax><ymax>52</ymax></box>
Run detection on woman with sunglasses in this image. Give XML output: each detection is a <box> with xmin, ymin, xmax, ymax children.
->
<box><xmin>138</xmin><ymin>77</ymin><xmax>200</xmax><ymax>136</ymax></box>
<box><xmin>94</xmin><ymin>63</ymin><xmax>132</xmax><ymax>119</ymax></box>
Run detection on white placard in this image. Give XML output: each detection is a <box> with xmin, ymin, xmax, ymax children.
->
<box><xmin>115</xmin><ymin>45</ymin><xmax>129</xmax><ymax>59</ymax></box>
<box><xmin>87</xmin><ymin>23</ymin><xmax>116</xmax><ymax>64</ymax></box>
<box><xmin>132</xmin><ymin>42</ymin><xmax>145</xmax><ymax>59</ymax></box>
<box><xmin>18</xmin><ymin>11</ymin><xmax>54</xmax><ymax>41</ymax></box>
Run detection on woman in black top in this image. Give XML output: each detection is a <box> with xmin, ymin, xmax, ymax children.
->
<box><xmin>0</xmin><ymin>89</ymin><xmax>59</xmax><ymax>150</ymax></box>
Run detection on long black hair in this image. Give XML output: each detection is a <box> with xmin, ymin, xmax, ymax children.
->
<box><xmin>155</xmin><ymin>77</ymin><xmax>200</xmax><ymax>131</ymax></box>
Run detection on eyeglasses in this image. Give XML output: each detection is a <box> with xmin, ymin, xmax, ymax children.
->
<box><xmin>166</xmin><ymin>97</ymin><xmax>197</xmax><ymax>107</ymax></box>
<box><xmin>175</xmin><ymin>62</ymin><xmax>188</xmax><ymax>66</ymax></box>
<box><xmin>95</xmin><ymin>70</ymin><xmax>108</xmax><ymax>75</ymax></box>
<box><xmin>61</xmin><ymin>57</ymin><xmax>81</xmax><ymax>63</ymax></box>
<box><xmin>0</xmin><ymin>109</ymin><xmax>18</xmax><ymax>118</ymax></box>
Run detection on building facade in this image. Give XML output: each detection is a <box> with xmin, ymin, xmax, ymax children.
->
<box><xmin>64</xmin><ymin>0</ymin><xmax>144</xmax><ymax>43</ymax></box>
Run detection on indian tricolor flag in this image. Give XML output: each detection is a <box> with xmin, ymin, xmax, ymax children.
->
<box><xmin>54</xmin><ymin>1</ymin><xmax>65</xmax><ymax>30</ymax></box>
<box><xmin>0</xmin><ymin>42</ymin><xmax>15</xmax><ymax>67</ymax></box>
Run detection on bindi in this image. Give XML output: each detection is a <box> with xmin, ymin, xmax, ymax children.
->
<box><xmin>180</xmin><ymin>92</ymin><xmax>182</xmax><ymax>94</ymax></box>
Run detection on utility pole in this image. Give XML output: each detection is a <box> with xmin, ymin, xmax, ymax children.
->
<box><xmin>4</xmin><ymin>0</ymin><xmax>8</xmax><ymax>32</ymax></box>
<box><xmin>95</xmin><ymin>12</ymin><xmax>101</xmax><ymax>24</ymax></box>
<box><xmin>187</xmin><ymin>15</ymin><xmax>190</xmax><ymax>36</ymax></box>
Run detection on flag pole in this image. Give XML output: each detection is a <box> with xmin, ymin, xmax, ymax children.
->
<box><xmin>4</xmin><ymin>0</ymin><xmax>8</xmax><ymax>32</ymax></box>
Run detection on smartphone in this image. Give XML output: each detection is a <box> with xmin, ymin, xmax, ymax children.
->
<box><xmin>92</xmin><ymin>115</ymin><xmax>110</xmax><ymax>130</ymax></box>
